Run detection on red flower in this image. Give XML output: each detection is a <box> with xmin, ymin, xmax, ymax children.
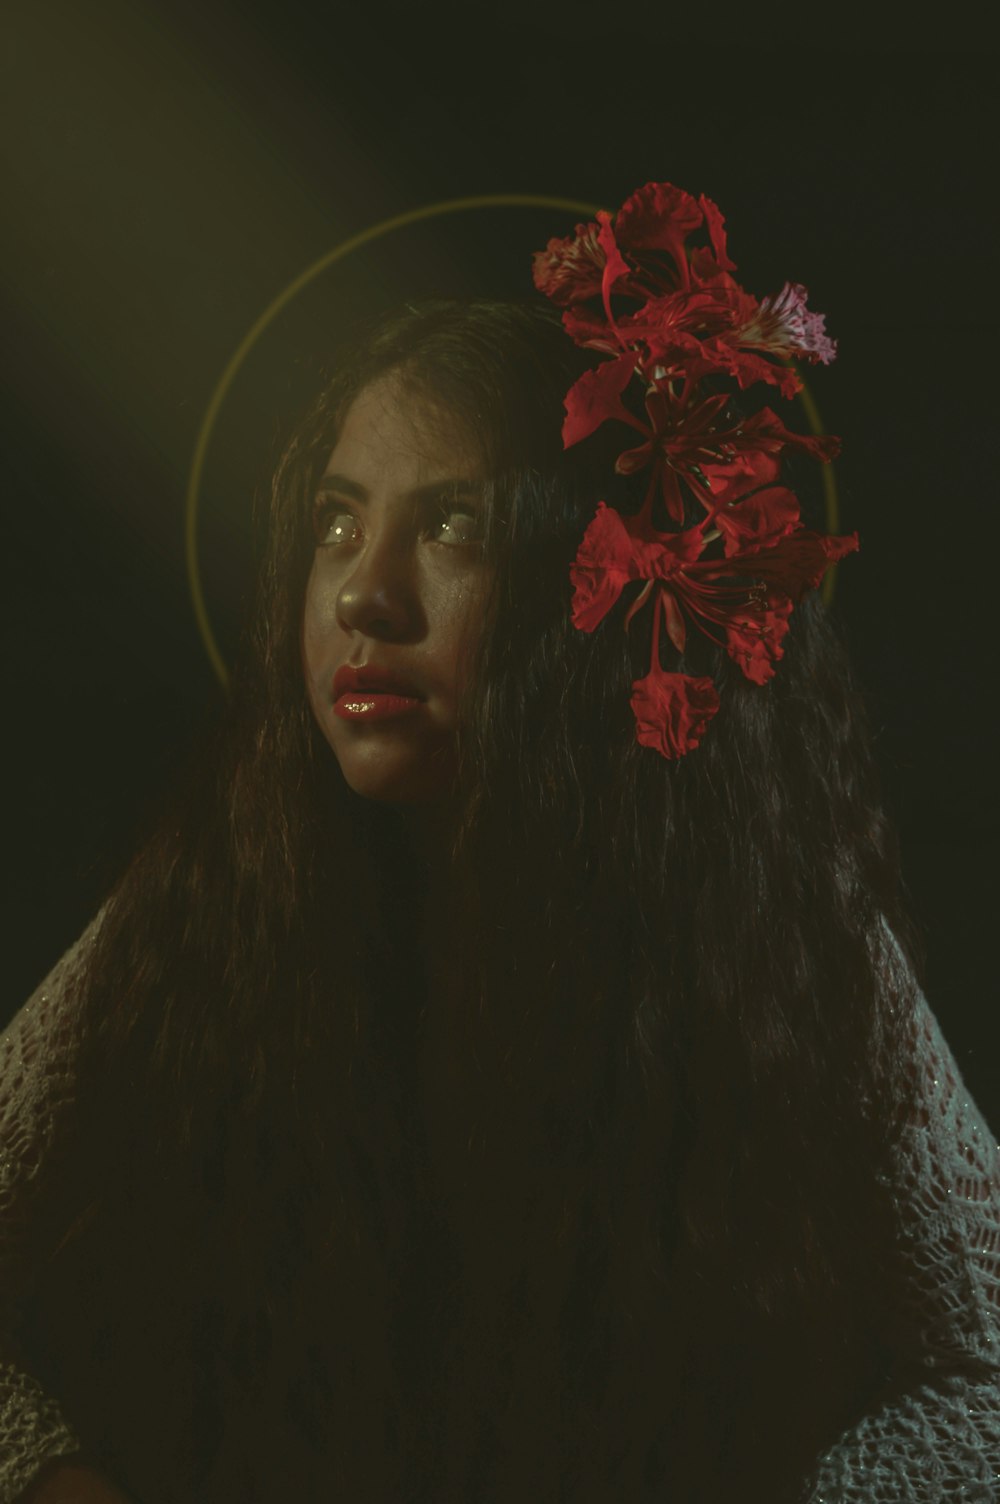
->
<box><xmin>538</xmin><ymin>182</ymin><xmax>837</xmax><ymax>419</ymax></box>
<box><xmin>593</xmin><ymin>192</ymin><xmax>745</xmax><ymax>364</ymax></box>
<box><xmin>569</xmin><ymin>499</ymin><xmax>858</xmax><ymax>751</ymax></box>
<box><xmin>631</xmin><ymin>662</ymin><xmax>720</xmax><ymax>758</ymax></box>
<box><xmin>719</xmin><ymin>596</ymin><xmax>794</xmax><ymax>685</ymax></box>
<box><xmin>679</xmin><ymin>527</ymin><xmax>859</xmax><ymax>682</ymax></box>
<box><xmin>571</xmin><ymin>502</ymin><xmax>857</xmax><ymax>649</ymax></box>
<box><xmin>603</xmin><ymin>389</ymin><xmax>840</xmax><ymax>526</ymax></box>
<box><xmin>531</xmin><ymin>220</ymin><xmax>605</xmax><ymax>307</ymax></box>
<box><xmin>534</xmin><ymin>183</ymin><xmax>739</xmax><ymax>338</ymax></box>
<box><xmin>531</xmin><ymin>179</ymin><xmax>852</xmax><ymax>759</ymax></box>
<box><xmin>569</xmin><ymin>503</ymin><xmax>702</xmax><ymax>632</ymax></box>
<box><xmin>631</xmin><ymin>580</ymin><xmax>720</xmax><ymax>759</ymax></box>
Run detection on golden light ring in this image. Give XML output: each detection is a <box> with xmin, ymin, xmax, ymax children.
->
<box><xmin>185</xmin><ymin>195</ymin><xmax>841</xmax><ymax>688</ymax></box>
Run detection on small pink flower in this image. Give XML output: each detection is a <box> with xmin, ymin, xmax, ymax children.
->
<box><xmin>736</xmin><ymin>282</ymin><xmax>837</xmax><ymax>365</ymax></box>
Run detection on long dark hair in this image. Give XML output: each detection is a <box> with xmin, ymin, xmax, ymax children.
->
<box><xmin>22</xmin><ymin>300</ymin><xmax>964</xmax><ymax>1502</ymax></box>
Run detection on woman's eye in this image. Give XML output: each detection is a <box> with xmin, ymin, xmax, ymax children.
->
<box><xmin>313</xmin><ymin>504</ymin><xmax>363</xmax><ymax>547</ymax></box>
<box><xmin>430</xmin><ymin>507</ymin><xmax>484</xmax><ymax>547</ymax></box>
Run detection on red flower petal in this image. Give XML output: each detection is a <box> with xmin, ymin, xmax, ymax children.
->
<box><xmin>630</xmin><ymin>667</ymin><xmax>720</xmax><ymax>758</ymax></box>
<box><xmin>569</xmin><ymin>502</ymin><xmax>639</xmax><ymax>631</ymax></box>
<box><xmin>661</xmin><ymin>588</ymin><xmax>688</xmax><ymax>654</ymax></box>
<box><xmin>614</xmin><ymin>438</ymin><xmax>655</xmax><ymax>476</ymax></box>
<box><xmin>627</xmin><ymin>287</ymin><xmax>752</xmax><ymax>365</ymax></box>
<box><xmin>720</xmin><ymin>346</ymin><xmax>804</xmax><ymax>398</ymax></box>
<box><xmin>702</xmin><ymin>448</ymin><xmax>784</xmax><ymax>507</ymax></box>
<box><xmin>646</xmin><ymin>524</ymin><xmax>707</xmax><ymax>569</ymax></box>
<box><xmin>658</xmin><ymin>463</ymin><xmax>687</xmax><ymax>527</ymax></box>
<box><xmin>596</xmin><ymin>210</ymin><xmax>633</xmax><ymax>300</ymax></box>
<box><xmin>725</xmin><ymin>529</ymin><xmax>859</xmax><ymax>601</ymax></box>
<box><xmin>738</xmin><ymin>408</ymin><xmax>842</xmax><ymax>466</ymax></box>
<box><xmin>715</xmin><ymin>487</ymin><xmax>801</xmax><ymax>557</ymax></box>
<box><xmin>615</xmin><ymin>182</ymin><xmax>703</xmax><ymax>266</ymax></box>
<box><xmin>561</xmin><ymin>304</ymin><xmax>619</xmax><ymax>354</ymax></box>
<box><xmin>723</xmin><ymin>595</ymin><xmax>794</xmax><ymax>684</ymax></box>
<box><xmin>561</xmin><ymin>354</ymin><xmax>638</xmax><ymax>449</ymax></box>
<box><xmin>697</xmin><ymin>193</ymin><xmax>738</xmax><ymax>273</ymax></box>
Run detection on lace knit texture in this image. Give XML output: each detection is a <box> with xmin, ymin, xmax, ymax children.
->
<box><xmin>0</xmin><ymin>928</ymin><xmax>94</xmax><ymax>1501</ymax></box>
<box><xmin>2</xmin><ymin>925</ymin><xmax>999</xmax><ymax>1502</ymax></box>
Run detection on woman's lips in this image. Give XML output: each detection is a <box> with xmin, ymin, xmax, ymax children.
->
<box><xmin>333</xmin><ymin>691</ymin><xmax>423</xmax><ymax>722</ymax></box>
<box><xmin>331</xmin><ymin>664</ymin><xmax>425</xmax><ymax>722</ymax></box>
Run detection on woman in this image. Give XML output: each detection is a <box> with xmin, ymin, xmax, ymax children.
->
<box><xmin>2</xmin><ymin>183</ymin><xmax>998</xmax><ymax>1503</ymax></box>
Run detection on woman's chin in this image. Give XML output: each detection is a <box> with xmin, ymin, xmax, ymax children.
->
<box><xmin>333</xmin><ymin>743</ymin><xmax>457</xmax><ymax>807</ymax></box>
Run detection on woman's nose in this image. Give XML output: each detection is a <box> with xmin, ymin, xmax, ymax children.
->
<box><xmin>335</xmin><ymin>533</ymin><xmax>421</xmax><ymax>641</ymax></box>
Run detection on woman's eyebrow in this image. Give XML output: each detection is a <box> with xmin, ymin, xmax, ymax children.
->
<box><xmin>315</xmin><ymin>473</ymin><xmax>367</xmax><ymax>501</ymax></box>
<box><xmin>410</xmin><ymin>477</ymin><xmax>483</xmax><ymax>502</ymax></box>
<box><xmin>315</xmin><ymin>474</ymin><xmax>482</xmax><ymax>502</ymax></box>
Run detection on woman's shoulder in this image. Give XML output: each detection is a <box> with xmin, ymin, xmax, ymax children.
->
<box><xmin>876</xmin><ymin>927</ymin><xmax>1000</xmax><ymax>1369</ymax></box>
<box><xmin>1</xmin><ymin>913</ymin><xmax>106</xmax><ymax>1208</ymax></box>
<box><xmin>878</xmin><ymin>920</ymin><xmax>995</xmax><ymax>1138</ymax></box>
<box><xmin>0</xmin><ymin>921</ymin><xmax>108</xmax><ymax>1496</ymax></box>
<box><xmin>887</xmin><ymin>942</ymin><xmax>998</xmax><ymax>1182</ymax></box>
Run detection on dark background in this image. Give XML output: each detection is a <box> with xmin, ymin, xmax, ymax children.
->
<box><xmin>3</xmin><ymin>11</ymin><xmax>996</xmax><ymax>1117</ymax></box>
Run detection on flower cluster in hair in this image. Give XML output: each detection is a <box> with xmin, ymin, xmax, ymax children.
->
<box><xmin>532</xmin><ymin>181</ymin><xmax>857</xmax><ymax>758</ymax></box>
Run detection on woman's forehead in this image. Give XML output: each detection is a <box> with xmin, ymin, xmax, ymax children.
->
<box><xmin>323</xmin><ymin>370</ymin><xmax>484</xmax><ymax>484</ymax></box>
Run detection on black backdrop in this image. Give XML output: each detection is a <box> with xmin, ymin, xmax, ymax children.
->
<box><xmin>3</xmin><ymin>11</ymin><xmax>997</xmax><ymax>1120</ymax></box>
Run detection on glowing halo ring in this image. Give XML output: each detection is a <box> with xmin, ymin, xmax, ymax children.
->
<box><xmin>185</xmin><ymin>194</ymin><xmax>842</xmax><ymax>689</ymax></box>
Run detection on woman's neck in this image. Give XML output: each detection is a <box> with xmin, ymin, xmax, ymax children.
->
<box><xmin>396</xmin><ymin>803</ymin><xmax>475</xmax><ymax>1200</ymax></box>
<box><xmin>397</xmin><ymin>801</ymin><xmax>459</xmax><ymax>895</ymax></box>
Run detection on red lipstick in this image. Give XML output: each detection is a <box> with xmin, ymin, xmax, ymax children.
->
<box><xmin>332</xmin><ymin>664</ymin><xmax>424</xmax><ymax>722</ymax></box>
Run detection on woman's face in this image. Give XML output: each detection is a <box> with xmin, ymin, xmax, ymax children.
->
<box><xmin>302</xmin><ymin>371</ymin><xmax>494</xmax><ymax>804</ymax></box>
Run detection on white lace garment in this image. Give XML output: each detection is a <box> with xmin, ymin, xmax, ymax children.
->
<box><xmin>2</xmin><ymin>924</ymin><xmax>999</xmax><ymax>1501</ymax></box>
